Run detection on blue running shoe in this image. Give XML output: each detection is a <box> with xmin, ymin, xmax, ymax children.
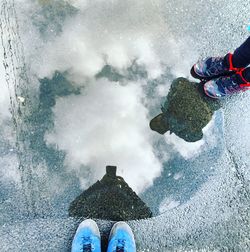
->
<box><xmin>203</xmin><ymin>70</ymin><xmax>250</xmax><ymax>98</ymax></box>
<box><xmin>71</xmin><ymin>219</ymin><xmax>101</xmax><ymax>252</ymax></box>
<box><xmin>191</xmin><ymin>53</ymin><xmax>242</xmax><ymax>79</ymax></box>
<box><xmin>107</xmin><ymin>222</ymin><xmax>136</xmax><ymax>252</ymax></box>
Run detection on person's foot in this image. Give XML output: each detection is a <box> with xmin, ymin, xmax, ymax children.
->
<box><xmin>71</xmin><ymin>219</ymin><xmax>101</xmax><ymax>252</ymax></box>
<box><xmin>107</xmin><ymin>222</ymin><xmax>136</xmax><ymax>252</ymax></box>
<box><xmin>203</xmin><ymin>71</ymin><xmax>250</xmax><ymax>98</ymax></box>
<box><xmin>191</xmin><ymin>53</ymin><xmax>241</xmax><ymax>79</ymax></box>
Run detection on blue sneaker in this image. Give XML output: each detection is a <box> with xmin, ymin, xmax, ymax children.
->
<box><xmin>191</xmin><ymin>53</ymin><xmax>242</xmax><ymax>79</ymax></box>
<box><xmin>203</xmin><ymin>70</ymin><xmax>250</xmax><ymax>98</ymax></box>
<box><xmin>71</xmin><ymin>219</ymin><xmax>101</xmax><ymax>252</ymax></box>
<box><xmin>107</xmin><ymin>222</ymin><xmax>136</xmax><ymax>252</ymax></box>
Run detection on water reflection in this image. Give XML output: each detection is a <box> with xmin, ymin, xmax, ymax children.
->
<box><xmin>1</xmin><ymin>0</ymin><xmax>249</xmax><ymax>251</ymax></box>
<box><xmin>0</xmin><ymin>0</ymin><xmax>224</xmax><ymax>220</ymax></box>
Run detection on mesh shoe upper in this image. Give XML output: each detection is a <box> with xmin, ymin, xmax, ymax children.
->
<box><xmin>193</xmin><ymin>56</ymin><xmax>230</xmax><ymax>78</ymax></box>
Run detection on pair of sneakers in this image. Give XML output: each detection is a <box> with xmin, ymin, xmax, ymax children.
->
<box><xmin>191</xmin><ymin>53</ymin><xmax>250</xmax><ymax>98</ymax></box>
<box><xmin>71</xmin><ymin>219</ymin><xmax>136</xmax><ymax>252</ymax></box>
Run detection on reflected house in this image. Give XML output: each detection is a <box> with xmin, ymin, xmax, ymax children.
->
<box><xmin>69</xmin><ymin>166</ymin><xmax>152</xmax><ymax>221</ymax></box>
<box><xmin>150</xmin><ymin>78</ymin><xmax>221</xmax><ymax>142</ymax></box>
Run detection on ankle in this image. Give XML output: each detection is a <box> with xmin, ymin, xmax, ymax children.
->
<box><xmin>241</xmin><ymin>69</ymin><xmax>250</xmax><ymax>83</ymax></box>
<box><xmin>225</xmin><ymin>53</ymin><xmax>245</xmax><ymax>71</ymax></box>
<box><xmin>225</xmin><ymin>53</ymin><xmax>238</xmax><ymax>71</ymax></box>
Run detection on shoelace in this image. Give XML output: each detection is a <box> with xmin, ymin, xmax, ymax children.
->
<box><xmin>116</xmin><ymin>239</ymin><xmax>125</xmax><ymax>252</ymax></box>
<box><xmin>82</xmin><ymin>237</ymin><xmax>92</xmax><ymax>252</ymax></box>
<box><xmin>82</xmin><ymin>243</ymin><xmax>92</xmax><ymax>252</ymax></box>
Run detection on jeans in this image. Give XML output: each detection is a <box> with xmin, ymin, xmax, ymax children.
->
<box><xmin>232</xmin><ymin>36</ymin><xmax>250</xmax><ymax>81</ymax></box>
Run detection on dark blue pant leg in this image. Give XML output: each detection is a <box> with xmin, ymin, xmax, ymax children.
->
<box><xmin>232</xmin><ymin>36</ymin><xmax>250</xmax><ymax>68</ymax></box>
<box><xmin>242</xmin><ymin>67</ymin><xmax>250</xmax><ymax>81</ymax></box>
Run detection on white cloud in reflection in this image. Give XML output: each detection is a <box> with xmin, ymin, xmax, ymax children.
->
<box><xmin>8</xmin><ymin>0</ymin><xmax>206</xmax><ymax>192</ymax></box>
<box><xmin>46</xmin><ymin>79</ymin><xmax>162</xmax><ymax>193</ymax></box>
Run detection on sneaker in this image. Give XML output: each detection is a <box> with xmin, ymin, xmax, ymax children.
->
<box><xmin>203</xmin><ymin>70</ymin><xmax>250</xmax><ymax>98</ymax></box>
<box><xmin>71</xmin><ymin>219</ymin><xmax>101</xmax><ymax>252</ymax></box>
<box><xmin>191</xmin><ymin>53</ymin><xmax>242</xmax><ymax>79</ymax></box>
<box><xmin>107</xmin><ymin>222</ymin><xmax>136</xmax><ymax>252</ymax></box>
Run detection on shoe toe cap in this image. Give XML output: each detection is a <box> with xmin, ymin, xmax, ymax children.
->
<box><xmin>109</xmin><ymin>222</ymin><xmax>134</xmax><ymax>239</ymax></box>
<box><xmin>77</xmin><ymin>219</ymin><xmax>100</xmax><ymax>237</ymax></box>
<box><xmin>194</xmin><ymin>63</ymin><xmax>205</xmax><ymax>76</ymax></box>
<box><xmin>203</xmin><ymin>81</ymin><xmax>223</xmax><ymax>98</ymax></box>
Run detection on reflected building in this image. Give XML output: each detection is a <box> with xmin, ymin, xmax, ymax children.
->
<box><xmin>69</xmin><ymin>166</ymin><xmax>152</xmax><ymax>221</ymax></box>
